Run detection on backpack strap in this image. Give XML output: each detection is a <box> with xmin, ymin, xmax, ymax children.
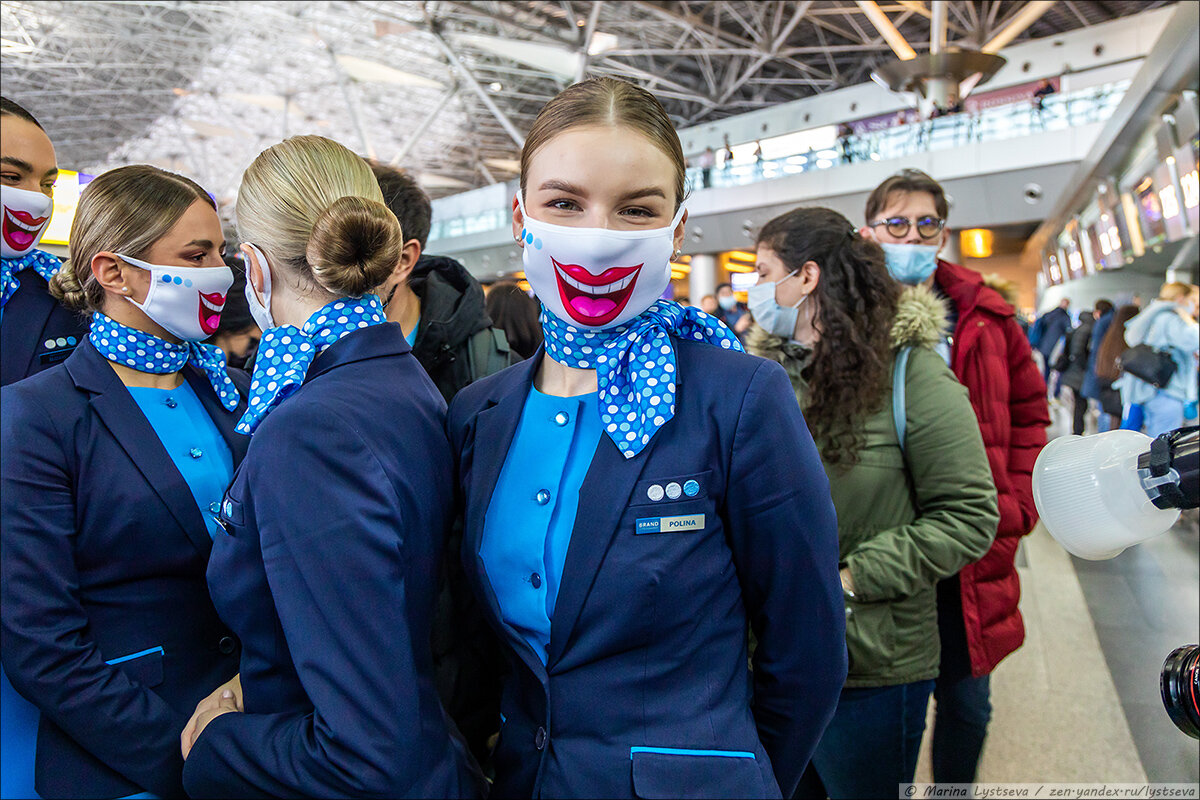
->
<box><xmin>467</xmin><ymin>326</ymin><xmax>514</xmax><ymax>384</ymax></box>
<box><xmin>892</xmin><ymin>346</ymin><xmax>912</xmax><ymax>456</ymax></box>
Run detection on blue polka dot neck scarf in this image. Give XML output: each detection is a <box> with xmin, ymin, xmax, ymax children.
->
<box><xmin>2</xmin><ymin>249</ymin><xmax>62</xmax><ymax>310</ymax></box>
<box><xmin>236</xmin><ymin>294</ymin><xmax>386</xmax><ymax>435</ymax></box>
<box><xmin>88</xmin><ymin>313</ymin><xmax>240</xmax><ymax>411</ymax></box>
<box><xmin>540</xmin><ymin>299</ymin><xmax>744</xmax><ymax>459</ymax></box>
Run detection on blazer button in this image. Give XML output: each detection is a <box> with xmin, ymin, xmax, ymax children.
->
<box><xmin>218</xmin><ymin>636</ymin><xmax>237</xmax><ymax>654</ymax></box>
<box><xmin>535</xmin><ymin>726</ymin><xmax>547</xmax><ymax>750</ymax></box>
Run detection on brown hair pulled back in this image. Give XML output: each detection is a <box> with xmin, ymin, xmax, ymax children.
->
<box><xmin>51</xmin><ymin>164</ymin><xmax>214</xmax><ymax>313</ymax></box>
<box><xmin>758</xmin><ymin>206</ymin><xmax>901</xmax><ymax>467</ymax></box>
<box><xmin>520</xmin><ymin>77</ymin><xmax>688</xmax><ymax>210</ymax></box>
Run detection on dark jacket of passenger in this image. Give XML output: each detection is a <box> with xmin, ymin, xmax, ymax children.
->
<box><xmin>1</xmin><ymin>340</ymin><xmax>248</xmax><ymax>798</ymax></box>
<box><xmin>411</xmin><ymin>254</ymin><xmax>515</xmax><ymax>403</ymax></box>
<box><xmin>1060</xmin><ymin>314</ymin><xmax>1095</xmax><ymax>392</ymax></box>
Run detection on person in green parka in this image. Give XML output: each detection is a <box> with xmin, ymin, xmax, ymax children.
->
<box><xmin>745</xmin><ymin>207</ymin><xmax>999</xmax><ymax>800</ymax></box>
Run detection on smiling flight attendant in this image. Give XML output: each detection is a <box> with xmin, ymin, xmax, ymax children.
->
<box><xmin>447</xmin><ymin>77</ymin><xmax>847</xmax><ymax>800</ymax></box>
<box><xmin>178</xmin><ymin>135</ymin><xmax>478</xmax><ymax>799</ymax></box>
<box><xmin>1</xmin><ymin>164</ymin><xmax>247</xmax><ymax>799</ymax></box>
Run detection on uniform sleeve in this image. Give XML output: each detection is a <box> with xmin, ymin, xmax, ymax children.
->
<box><xmin>844</xmin><ymin>349</ymin><xmax>999</xmax><ymax>601</ymax></box>
<box><xmin>182</xmin><ymin>410</ymin><xmax>439</xmax><ymax>798</ymax></box>
<box><xmin>0</xmin><ymin>390</ymin><xmax>188</xmax><ymax>798</ymax></box>
<box><xmin>1003</xmin><ymin>317</ymin><xmax>1050</xmax><ymax>538</ymax></box>
<box><xmin>723</xmin><ymin>360</ymin><xmax>846</xmax><ymax>797</ymax></box>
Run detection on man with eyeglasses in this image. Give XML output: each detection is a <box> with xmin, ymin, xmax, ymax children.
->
<box><xmin>860</xmin><ymin>168</ymin><xmax>1049</xmax><ymax>786</ymax></box>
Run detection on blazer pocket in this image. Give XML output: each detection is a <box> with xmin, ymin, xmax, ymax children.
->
<box><xmin>630</xmin><ymin>747</ymin><xmax>767</xmax><ymax>799</ymax></box>
<box><xmin>105</xmin><ymin>646</ymin><xmax>164</xmax><ymax>688</ymax></box>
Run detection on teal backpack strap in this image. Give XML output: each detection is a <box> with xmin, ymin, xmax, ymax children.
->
<box><xmin>892</xmin><ymin>346</ymin><xmax>911</xmax><ymax>455</ymax></box>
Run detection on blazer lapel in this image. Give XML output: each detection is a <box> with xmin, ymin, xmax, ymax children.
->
<box><xmin>546</xmin><ymin>423</ymin><xmax>657</xmax><ymax>668</ymax></box>
<box><xmin>68</xmin><ymin>342</ymin><xmax>213</xmax><ymax>555</ymax></box>
<box><xmin>462</xmin><ymin>354</ymin><xmax>550</xmax><ymax>680</ymax></box>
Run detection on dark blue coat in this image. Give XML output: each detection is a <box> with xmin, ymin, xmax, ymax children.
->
<box><xmin>181</xmin><ymin>323</ymin><xmax>479</xmax><ymax>799</ymax></box>
<box><xmin>447</xmin><ymin>339</ymin><xmax>847</xmax><ymax>799</ymax></box>
<box><xmin>1081</xmin><ymin>309</ymin><xmax>1115</xmax><ymax>400</ymax></box>
<box><xmin>0</xmin><ymin>338</ymin><xmax>249</xmax><ymax>798</ymax></box>
<box><xmin>0</xmin><ymin>267</ymin><xmax>89</xmax><ymax>386</ymax></box>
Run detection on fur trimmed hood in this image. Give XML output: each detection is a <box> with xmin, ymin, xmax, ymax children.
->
<box><xmin>746</xmin><ymin>283</ymin><xmax>950</xmax><ymax>363</ymax></box>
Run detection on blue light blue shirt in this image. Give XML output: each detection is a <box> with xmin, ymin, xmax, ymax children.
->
<box><xmin>480</xmin><ymin>385</ymin><xmax>602</xmax><ymax>664</ymax></box>
<box><xmin>404</xmin><ymin>319</ymin><xmax>419</xmax><ymax>348</ymax></box>
<box><xmin>129</xmin><ymin>383</ymin><xmax>233</xmax><ymax>539</ymax></box>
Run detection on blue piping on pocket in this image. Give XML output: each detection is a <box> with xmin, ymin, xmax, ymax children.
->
<box><xmin>105</xmin><ymin>646</ymin><xmax>164</xmax><ymax>665</ymax></box>
<box><xmin>630</xmin><ymin>746</ymin><xmax>755</xmax><ymax>760</ymax></box>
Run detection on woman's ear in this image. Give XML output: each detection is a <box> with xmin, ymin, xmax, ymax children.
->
<box><xmin>512</xmin><ymin>194</ymin><xmax>525</xmax><ymax>247</ymax></box>
<box><xmin>673</xmin><ymin>210</ymin><xmax>689</xmax><ymax>254</ymax></box>
<box><xmin>798</xmin><ymin>259</ymin><xmax>821</xmax><ymax>295</ymax></box>
<box><xmin>91</xmin><ymin>252</ymin><xmax>129</xmax><ymax>295</ymax></box>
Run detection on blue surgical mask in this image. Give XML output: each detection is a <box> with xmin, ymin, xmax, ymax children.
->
<box><xmin>718</xmin><ymin>294</ymin><xmax>738</xmax><ymax>311</ymax></box>
<box><xmin>880</xmin><ymin>242</ymin><xmax>940</xmax><ymax>285</ymax></box>
<box><xmin>748</xmin><ymin>271</ymin><xmax>807</xmax><ymax>339</ymax></box>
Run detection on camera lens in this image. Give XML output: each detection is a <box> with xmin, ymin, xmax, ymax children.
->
<box><xmin>1160</xmin><ymin>644</ymin><xmax>1200</xmax><ymax>739</ymax></box>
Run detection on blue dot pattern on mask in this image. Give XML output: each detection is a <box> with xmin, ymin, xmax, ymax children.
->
<box><xmin>1</xmin><ymin>249</ymin><xmax>62</xmax><ymax>309</ymax></box>
<box><xmin>540</xmin><ymin>299</ymin><xmax>744</xmax><ymax>459</ymax></box>
<box><xmin>235</xmin><ymin>294</ymin><xmax>386</xmax><ymax>435</ymax></box>
<box><xmin>88</xmin><ymin>312</ymin><xmax>240</xmax><ymax>411</ymax></box>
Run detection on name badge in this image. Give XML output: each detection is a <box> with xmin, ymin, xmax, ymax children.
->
<box><xmin>636</xmin><ymin>514</ymin><xmax>705</xmax><ymax>534</ymax></box>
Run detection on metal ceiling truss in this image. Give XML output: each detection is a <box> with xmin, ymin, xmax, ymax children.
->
<box><xmin>0</xmin><ymin>0</ymin><xmax>1171</xmax><ymax>212</ymax></box>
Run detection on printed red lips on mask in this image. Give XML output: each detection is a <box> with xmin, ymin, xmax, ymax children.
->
<box><xmin>552</xmin><ymin>258</ymin><xmax>644</xmax><ymax>327</ymax></box>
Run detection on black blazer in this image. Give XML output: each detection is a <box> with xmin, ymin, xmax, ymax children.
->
<box><xmin>447</xmin><ymin>339</ymin><xmax>848</xmax><ymax>799</ymax></box>
<box><xmin>181</xmin><ymin>324</ymin><xmax>480</xmax><ymax>799</ymax></box>
<box><xmin>1</xmin><ymin>339</ymin><xmax>249</xmax><ymax>798</ymax></box>
<box><xmin>0</xmin><ymin>268</ymin><xmax>89</xmax><ymax>386</ymax></box>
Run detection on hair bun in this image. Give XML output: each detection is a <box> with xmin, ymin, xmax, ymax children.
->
<box><xmin>48</xmin><ymin>259</ymin><xmax>90</xmax><ymax>311</ymax></box>
<box><xmin>306</xmin><ymin>195</ymin><xmax>402</xmax><ymax>297</ymax></box>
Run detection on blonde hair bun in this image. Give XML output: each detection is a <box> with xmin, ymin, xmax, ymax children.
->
<box><xmin>306</xmin><ymin>195</ymin><xmax>402</xmax><ymax>298</ymax></box>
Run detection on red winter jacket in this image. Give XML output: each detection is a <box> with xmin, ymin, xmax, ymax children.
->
<box><xmin>936</xmin><ymin>259</ymin><xmax>1049</xmax><ymax>676</ymax></box>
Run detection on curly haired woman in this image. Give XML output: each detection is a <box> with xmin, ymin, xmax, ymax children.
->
<box><xmin>746</xmin><ymin>206</ymin><xmax>999</xmax><ymax>799</ymax></box>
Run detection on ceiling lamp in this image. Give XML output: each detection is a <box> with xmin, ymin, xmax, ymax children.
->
<box><xmin>483</xmin><ymin>158</ymin><xmax>520</xmax><ymax>173</ymax></box>
<box><xmin>454</xmin><ymin>33</ymin><xmax>582</xmax><ymax>81</ymax></box>
<box><xmin>417</xmin><ymin>172</ymin><xmax>472</xmax><ymax>189</ymax></box>
<box><xmin>335</xmin><ymin>54</ymin><xmax>445</xmax><ymax>89</ymax></box>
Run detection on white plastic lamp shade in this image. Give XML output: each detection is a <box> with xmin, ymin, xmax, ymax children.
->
<box><xmin>1033</xmin><ymin>430</ymin><xmax>1181</xmax><ymax>560</ymax></box>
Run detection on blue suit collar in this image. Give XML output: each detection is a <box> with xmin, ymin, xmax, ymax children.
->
<box><xmin>302</xmin><ymin>321</ymin><xmax>412</xmax><ymax>385</ymax></box>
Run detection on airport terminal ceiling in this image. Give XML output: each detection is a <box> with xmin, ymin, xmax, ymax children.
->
<box><xmin>0</xmin><ymin>0</ymin><xmax>1174</xmax><ymax>207</ymax></box>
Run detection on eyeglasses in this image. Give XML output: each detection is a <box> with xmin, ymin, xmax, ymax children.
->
<box><xmin>869</xmin><ymin>215</ymin><xmax>946</xmax><ymax>240</ymax></box>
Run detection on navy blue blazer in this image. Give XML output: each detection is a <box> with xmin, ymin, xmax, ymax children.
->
<box><xmin>182</xmin><ymin>323</ymin><xmax>480</xmax><ymax>799</ymax></box>
<box><xmin>1</xmin><ymin>267</ymin><xmax>89</xmax><ymax>386</ymax></box>
<box><xmin>0</xmin><ymin>338</ymin><xmax>249</xmax><ymax>799</ymax></box>
<box><xmin>447</xmin><ymin>339</ymin><xmax>848</xmax><ymax>800</ymax></box>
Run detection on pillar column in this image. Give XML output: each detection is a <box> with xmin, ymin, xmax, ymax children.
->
<box><xmin>688</xmin><ymin>253</ymin><xmax>718</xmax><ymax>304</ymax></box>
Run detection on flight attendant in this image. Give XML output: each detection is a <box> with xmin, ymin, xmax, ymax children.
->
<box><xmin>179</xmin><ymin>135</ymin><xmax>478</xmax><ymax>799</ymax></box>
<box><xmin>447</xmin><ymin>77</ymin><xmax>847</xmax><ymax>800</ymax></box>
<box><xmin>0</xmin><ymin>96</ymin><xmax>88</xmax><ymax>385</ymax></box>
<box><xmin>1</xmin><ymin>164</ymin><xmax>247</xmax><ymax>798</ymax></box>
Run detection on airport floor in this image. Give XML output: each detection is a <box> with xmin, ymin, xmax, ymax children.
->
<box><xmin>914</xmin><ymin>400</ymin><xmax>1199</xmax><ymax>784</ymax></box>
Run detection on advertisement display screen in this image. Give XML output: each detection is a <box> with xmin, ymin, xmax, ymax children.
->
<box><xmin>1132</xmin><ymin>173</ymin><xmax>1167</xmax><ymax>248</ymax></box>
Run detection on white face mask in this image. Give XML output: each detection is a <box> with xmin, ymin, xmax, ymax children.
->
<box><xmin>1</xmin><ymin>185</ymin><xmax>54</xmax><ymax>259</ymax></box>
<box><xmin>241</xmin><ymin>243</ymin><xmax>274</xmax><ymax>331</ymax></box>
<box><xmin>118</xmin><ymin>253</ymin><xmax>233</xmax><ymax>342</ymax></box>
<box><xmin>517</xmin><ymin>193</ymin><xmax>684</xmax><ymax>330</ymax></box>
<box><xmin>747</xmin><ymin>270</ymin><xmax>807</xmax><ymax>339</ymax></box>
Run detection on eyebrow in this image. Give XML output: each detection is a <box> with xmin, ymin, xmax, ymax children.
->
<box><xmin>536</xmin><ymin>179</ymin><xmax>668</xmax><ymax>203</ymax></box>
<box><xmin>181</xmin><ymin>239</ymin><xmax>226</xmax><ymax>251</ymax></box>
<box><xmin>1</xmin><ymin>157</ymin><xmax>59</xmax><ymax>181</ymax></box>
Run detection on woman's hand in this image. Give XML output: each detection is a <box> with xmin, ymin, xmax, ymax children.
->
<box><xmin>181</xmin><ymin>674</ymin><xmax>243</xmax><ymax>760</ymax></box>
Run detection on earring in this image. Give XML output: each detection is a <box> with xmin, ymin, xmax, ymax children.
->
<box><xmin>672</xmin><ymin>248</ymin><xmax>682</xmax><ymax>261</ymax></box>
<box><xmin>121</xmin><ymin>287</ymin><xmax>130</xmax><ymax>293</ymax></box>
